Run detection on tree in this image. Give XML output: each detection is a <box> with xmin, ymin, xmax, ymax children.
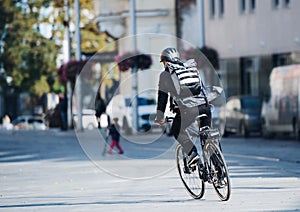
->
<box><xmin>0</xmin><ymin>0</ymin><xmax>57</xmax><ymax>96</ymax></box>
<box><xmin>44</xmin><ymin>0</ymin><xmax>104</xmax><ymax>54</ymax></box>
<box><xmin>1</xmin><ymin>0</ymin><xmax>103</xmax><ymax>97</ymax></box>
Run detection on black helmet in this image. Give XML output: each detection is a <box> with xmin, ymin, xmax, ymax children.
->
<box><xmin>160</xmin><ymin>47</ymin><xmax>180</xmax><ymax>62</ymax></box>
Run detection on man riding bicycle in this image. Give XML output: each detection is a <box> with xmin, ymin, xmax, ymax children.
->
<box><xmin>155</xmin><ymin>47</ymin><xmax>211</xmax><ymax>167</ymax></box>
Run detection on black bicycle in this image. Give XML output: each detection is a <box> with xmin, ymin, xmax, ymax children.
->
<box><xmin>167</xmin><ymin>114</ymin><xmax>231</xmax><ymax>201</ymax></box>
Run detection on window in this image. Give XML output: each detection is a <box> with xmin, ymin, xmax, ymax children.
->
<box><xmin>240</xmin><ymin>0</ymin><xmax>246</xmax><ymax>13</ymax></box>
<box><xmin>210</xmin><ymin>0</ymin><xmax>215</xmax><ymax>17</ymax></box>
<box><xmin>272</xmin><ymin>0</ymin><xmax>280</xmax><ymax>9</ymax></box>
<box><xmin>272</xmin><ymin>53</ymin><xmax>290</xmax><ymax>66</ymax></box>
<box><xmin>249</xmin><ymin>0</ymin><xmax>256</xmax><ymax>12</ymax></box>
<box><xmin>219</xmin><ymin>0</ymin><xmax>224</xmax><ymax>16</ymax></box>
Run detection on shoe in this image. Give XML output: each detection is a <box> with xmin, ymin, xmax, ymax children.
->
<box><xmin>183</xmin><ymin>166</ymin><xmax>191</xmax><ymax>174</ymax></box>
<box><xmin>199</xmin><ymin>163</ymin><xmax>208</xmax><ymax>182</ymax></box>
<box><xmin>187</xmin><ymin>151</ymin><xmax>200</xmax><ymax>167</ymax></box>
<box><xmin>216</xmin><ymin>178</ymin><xmax>226</xmax><ymax>188</ymax></box>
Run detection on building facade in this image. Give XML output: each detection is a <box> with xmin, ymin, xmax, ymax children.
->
<box><xmin>94</xmin><ymin>0</ymin><xmax>300</xmax><ymax>100</ymax></box>
<box><xmin>94</xmin><ymin>0</ymin><xmax>177</xmax><ymax>98</ymax></box>
<box><xmin>202</xmin><ymin>0</ymin><xmax>300</xmax><ymax>97</ymax></box>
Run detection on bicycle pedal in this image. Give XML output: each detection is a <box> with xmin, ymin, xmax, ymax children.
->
<box><xmin>216</xmin><ymin>178</ymin><xmax>226</xmax><ymax>188</ymax></box>
<box><xmin>216</xmin><ymin>183</ymin><xmax>226</xmax><ymax>189</ymax></box>
<box><xmin>200</xmin><ymin>172</ymin><xmax>209</xmax><ymax>182</ymax></box>
<box><xmin>190</xmin><ymin>163</ymin><xmax>197</xmax><ymax>168</ymax></box>
<box><xmin>207</xmin><ymin>178</ymin><xmax>214</xmax><ymax>184</ymax></box>
<box><xmin>183</xmin><ymin>167</ymin><xmax>191</xmax><ymax>174</ymax></box>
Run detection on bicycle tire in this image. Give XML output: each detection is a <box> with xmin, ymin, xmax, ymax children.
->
<box><xmin>204</xmin><ymin>141</ymin><xmax>231</xmax><ymax>201</ymax></box>
<box><xmin>175</xmin><ymin>145</ymin><xmax>205</xmax><ymax>199</ymax></box>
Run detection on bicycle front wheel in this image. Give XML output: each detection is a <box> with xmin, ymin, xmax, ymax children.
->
<box><xmin>204</xmin><ymin>141</ymin><xmax>231</xmax><ymax>201</ymax></box>
<box><xmin>175</xmin><ymin>145</ymin><xmax>205</xmax><ymax>199</ymax></box>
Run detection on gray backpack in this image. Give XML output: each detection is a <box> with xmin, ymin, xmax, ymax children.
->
<box><xmin>167</xmin><ymin>59</ymin><xmax>207</xmax><ymax>108</ymax></box>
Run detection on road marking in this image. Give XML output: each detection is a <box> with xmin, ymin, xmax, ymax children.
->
<box><xmin>224</xmin><ymin>153</ymin><xmax>280</xmax><ymax>162</ymax></box>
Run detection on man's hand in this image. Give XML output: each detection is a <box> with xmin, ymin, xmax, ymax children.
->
<box><xmin>155</xmin><ymin>118</ymin><xmax>165</xmax><ymax>126</ymax></box>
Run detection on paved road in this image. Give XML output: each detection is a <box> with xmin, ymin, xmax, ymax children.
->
<box><xmin>0</xmin><ymin>129</ymin><xmax>299</xmax><ymax>211</ymax></box>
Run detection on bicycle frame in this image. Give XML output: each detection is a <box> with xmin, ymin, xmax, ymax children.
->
<box><xmin>171</xmin><ymin>115</ymin><xmax>231</xmax><ymax>201</ymax></box>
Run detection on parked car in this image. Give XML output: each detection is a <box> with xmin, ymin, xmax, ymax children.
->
<box><xmin>11</xmin><ymin>115</ymin><xmax>47</xmax><ymax>130</ymax></box>
<box><xmin>211</xmin><ymin>105</ymin><xmax>221</xmax><ymax>129</ymax></box>
<box><xmin>73</xmin><ymin>109</ymin><xmax>99</xmax><ymax>130</ymax></box>
<box><xmin>106</xmin><ymin>94</ymin><xmax>157</xmax><ymax>134</ymax></box>
<box><xmin>261</xmin><ymin>64</ymin><xmax>300</xmax><ymax>139</ymax></box>
<box><xmin>220</xmin><ymin>96</ymin><xmax>262</xmax><ymax>137</ymax></box>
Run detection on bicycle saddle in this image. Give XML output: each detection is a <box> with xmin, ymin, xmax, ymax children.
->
<box><xmin>195</xmin><ymin>114</ymin><xmax>208</xmax><ymax>121</ymax></box>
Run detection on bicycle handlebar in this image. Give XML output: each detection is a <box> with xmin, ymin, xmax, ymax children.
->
<box><xmin>156</xmin><ymin>104</ymin><xmax>215</xmax><ymax>124</ymax></box>
<box><xmin>165</xmin><ymin>116</ymin><xmax>174</xmax><ymax>122</ymax></box>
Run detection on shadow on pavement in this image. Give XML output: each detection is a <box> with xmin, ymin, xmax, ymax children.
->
<box><xmin>0</xmin><ymin>129</ymin><xmax>88</xmax><ymax>162</ymax></box>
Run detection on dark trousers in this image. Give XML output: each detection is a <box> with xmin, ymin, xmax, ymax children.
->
<box><xmin>171</xmin><ymin>104</ymin><xmax>211</xmax><ymax>156</ymax></box>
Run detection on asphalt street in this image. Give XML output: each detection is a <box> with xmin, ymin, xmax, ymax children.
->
<box><xmin>0</xmin><ymin>129</ymin><xmax>299</xmax><ymax>211</ymax></box>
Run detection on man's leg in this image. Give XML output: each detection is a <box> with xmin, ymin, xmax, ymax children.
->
<box><xmin>171</xmin><ymin>107</ymin><xmax>199</xmax><ymax>156</ymax></box>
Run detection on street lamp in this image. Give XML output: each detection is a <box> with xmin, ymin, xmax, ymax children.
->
<box><xmin>0</xmin><ymin>24</ymin><xmax>9</xmax><ymax>88</ymax></box>
<box><xmin>130</xmin><ymin>0</ymin><xmax>139</xmax><ymax>133</ymax></box>
<box><xmin>63</xmin><ymin>0</ymin><xmax>73</xmax><ymax>130</ymax></box>
<box><xmin>0</xmin><ymin>25</ymin><xmax>11</xmax><ymax>118</ymax></box>
<box><xmin>0</xmin><ymin>24</ymin><xmax>8</xmax><ymax>75</ymax></box>
<box><xmin>74</xmin><ymin>0</ymin><xmax>83</xmax><ymax>131</ymax></box>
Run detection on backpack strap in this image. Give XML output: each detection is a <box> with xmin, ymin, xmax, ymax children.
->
<box><xmin>200</xmin><ymin>80</ymin><xmax>208</xmax><ymax>106</ymax></box>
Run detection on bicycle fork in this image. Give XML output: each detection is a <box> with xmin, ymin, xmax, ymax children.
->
<box><xmin>203</xmin><ymin>149</ymin><xmax>224</xmax><ymax>184</ymax></box>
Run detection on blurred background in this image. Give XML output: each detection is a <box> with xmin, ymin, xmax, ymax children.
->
<box><xmin>0</xmin><ymin>0</ymin><xmax>299</xmax><ymax>137</ymax></box>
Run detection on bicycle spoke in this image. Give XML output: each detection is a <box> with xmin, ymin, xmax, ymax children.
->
<box><xmin>176</xmin><ymin>145</ymin><xmax>205</xmax><ymax>199</ymax></box>
<box><xmin>205</xmin><ymin>141</ymin><xmax>231</xmax><ymax>201</ymax></box>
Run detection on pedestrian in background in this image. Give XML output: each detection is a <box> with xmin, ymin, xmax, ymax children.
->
<box><xmin>2</xmin><ymin>114</ymin><xmax>13</xmax><ymax>130</ymax></box>
<box><xmin>108</xmin><ymin>118</ymin><xmax>124</xmax><ymax>154</ymax></box>
<box><xmin>58</xmin><ymin>93</ymin><xmax>68</xmax><ymax>131</ymax></box>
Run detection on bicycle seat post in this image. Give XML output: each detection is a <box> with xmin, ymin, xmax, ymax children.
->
<box><xmin>195</xmin><ymin>114</ymin><xmax>210</xmax><ymax>132</ymax></box>
<box><xmin>195</xmin><ymin>114</ymin><xmax>210</xmax><ymax>148</ymax></box>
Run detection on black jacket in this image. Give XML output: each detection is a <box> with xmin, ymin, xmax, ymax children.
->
<box><xmin>109</xmin><ymin>124</ymin><xmax>120</xmax><ymax>141</ymax></box>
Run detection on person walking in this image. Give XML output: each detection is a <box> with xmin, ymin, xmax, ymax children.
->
<box><xmin>108</xmin><ymin>118</ymin><xmax>124</xmax><ymax>154</ymax></box>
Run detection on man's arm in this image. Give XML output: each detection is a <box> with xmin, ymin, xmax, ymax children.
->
<box><xmin>156</xmin><ymin>72</ymin><xmax>169</xmax><ymax>123</ymax></box>
<box><xmin>156</xmin><ymin>90</ymin><xmax>168</xmax><ymax>120</ymax></box>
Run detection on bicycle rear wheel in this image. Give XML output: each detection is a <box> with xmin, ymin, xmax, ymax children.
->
<box><xmin>204</xmin><ymin>141</ymin><xmax>231</xmax><ymax>201</ymax></box>
<box><xmin>175</xmin><ymin>145</ymin><xmax>205</xmax><ymax>199</ymax></box>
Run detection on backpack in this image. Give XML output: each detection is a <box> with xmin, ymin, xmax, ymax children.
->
<box><xmin>167</xmin><ymin>59</ymin><xmax>207</xmax><ymax>107</ymax></box>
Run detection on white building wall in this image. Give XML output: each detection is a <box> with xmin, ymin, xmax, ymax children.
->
<box><xmin>181</xmin><ymin>3</ymin><xmax>201</xmax><ymax>49</ymax></box>
<box><xmin>204</xmin><ymin>0</ymin><xmax>300</xmax><ymax>59</ymax></box>
<box><xmin>94</xmin><ymin>0</ymin><xmax>177</xmax><ymax>97</ymax></box>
